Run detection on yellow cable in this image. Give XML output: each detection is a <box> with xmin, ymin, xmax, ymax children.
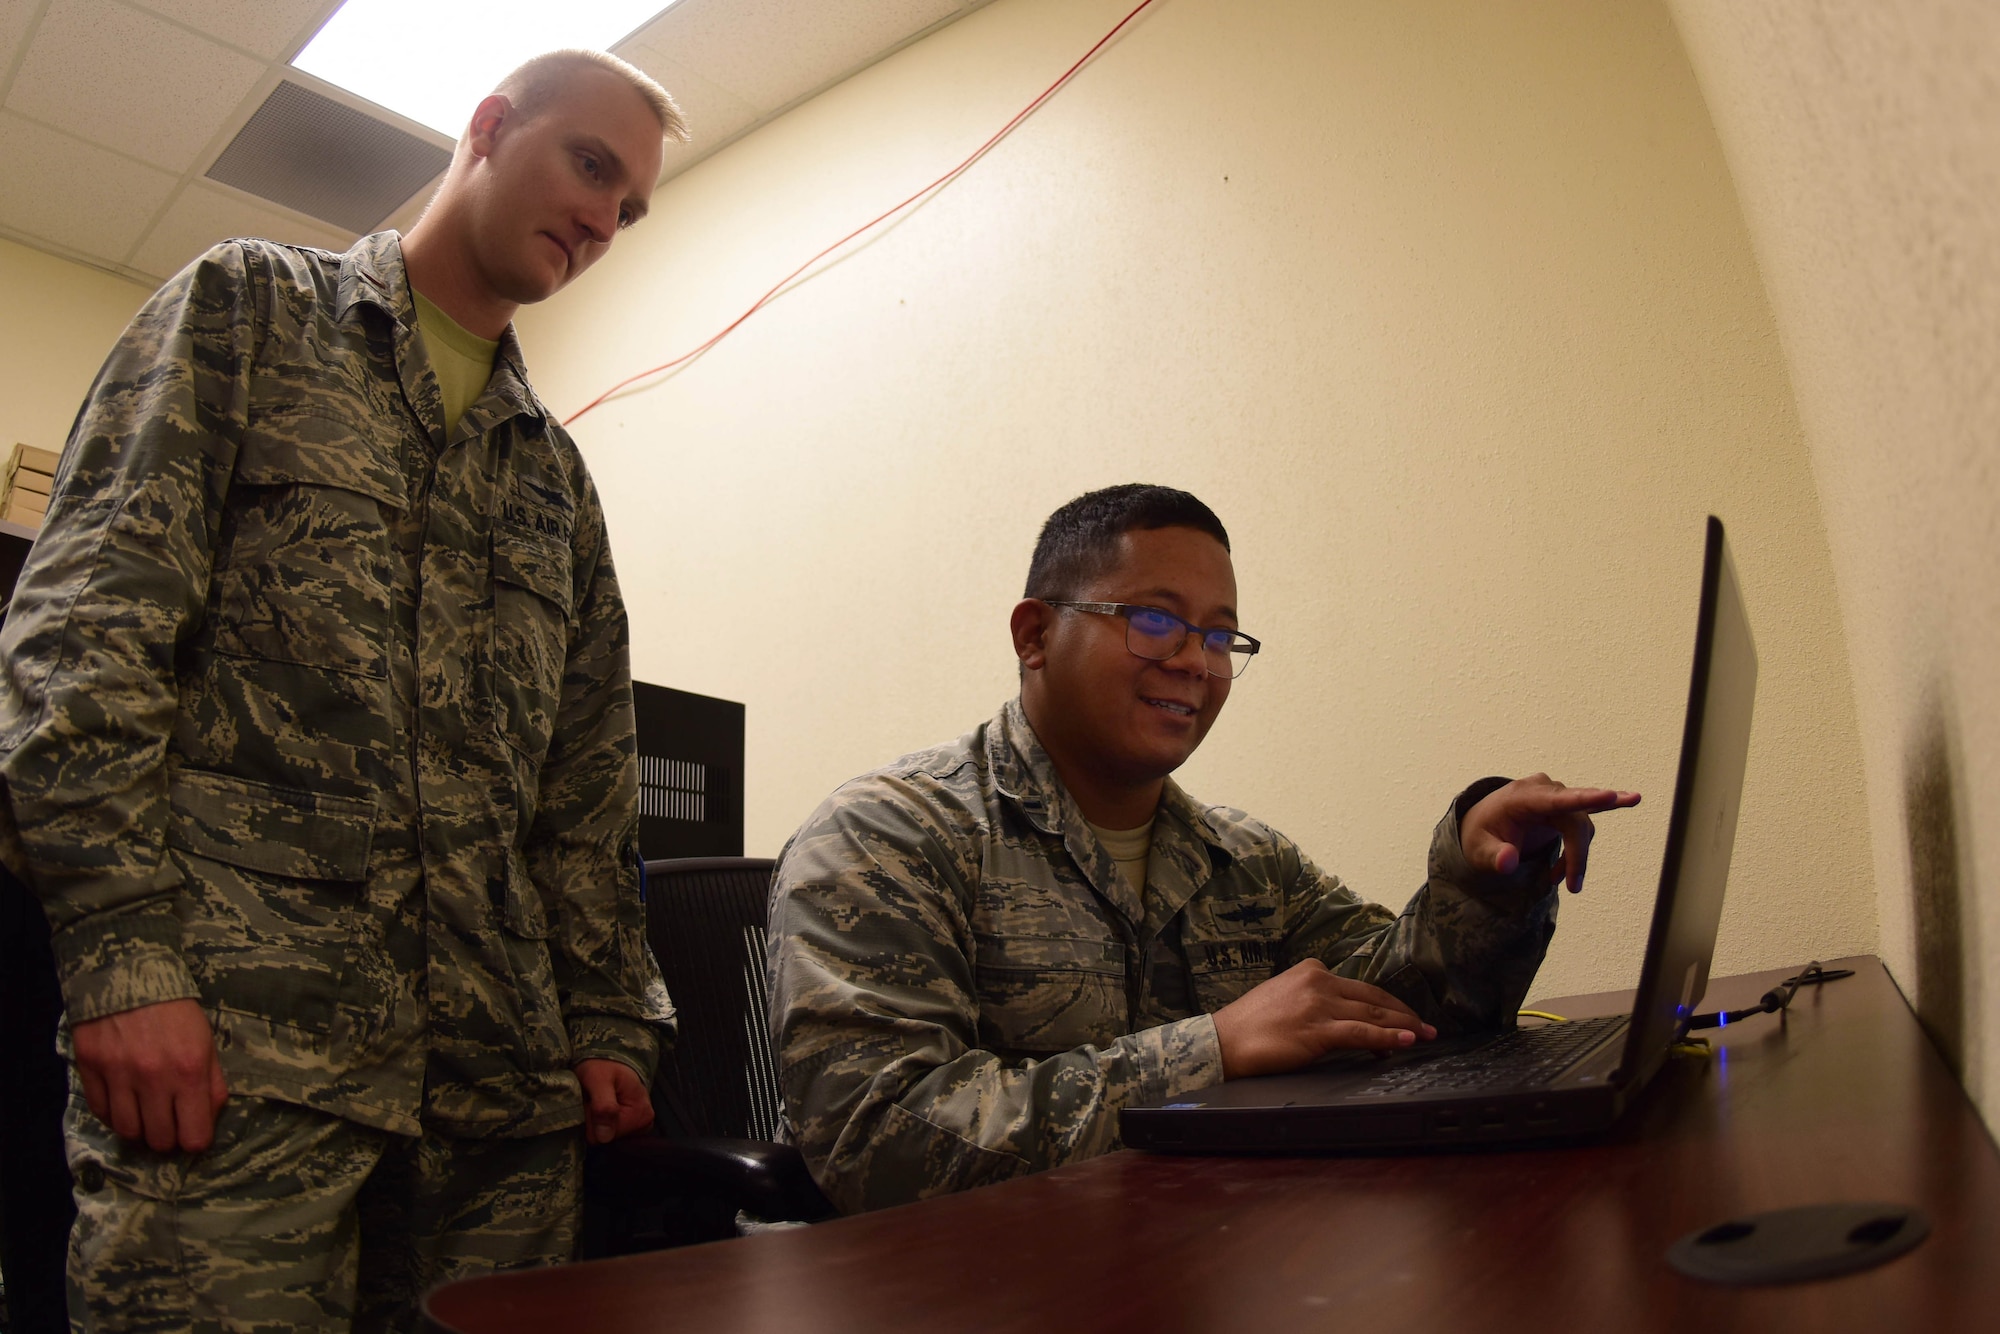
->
<box><xmin>1515</xmin><ymin>1009</ymin><xmax>1708</xmax><ymax>1060</ymax></box>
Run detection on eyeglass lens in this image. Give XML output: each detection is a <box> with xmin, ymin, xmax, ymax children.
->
<box><xmin>1124</xmin><ymin>608</ymin><xmax>1253</xmax><ymax>679</ymax></box>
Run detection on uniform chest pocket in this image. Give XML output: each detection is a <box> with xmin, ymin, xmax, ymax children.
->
<box><xmin>972</xmin><ymin>932</ymin><xmax>1128</xmax><ymax>1057</ymax></box>
<box><xmin>491</xmin><ymin>522</ymin><xmax>574</xmax><ymax>760</ymax></box>
<box><xmin>1186</xmin><ymin>934</ymin><xmax>1285</xmax><ymax>1011</ymax></box>
<box><xmin>213</xmin><ymin>413</ymin><xmax>405</xmax><ymax>679</ymax></box>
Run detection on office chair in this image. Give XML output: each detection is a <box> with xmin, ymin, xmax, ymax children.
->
<box><xmin>581</xmin><ymin>857</ymin><xmax>835</xmax><ymax>1253</ymax></box>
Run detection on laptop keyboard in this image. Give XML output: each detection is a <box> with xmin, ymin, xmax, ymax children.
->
<box><xmin>1355</xmin><ymin>1014</ymin><xmax>1628</xmax><ymax>1097</ymax></box>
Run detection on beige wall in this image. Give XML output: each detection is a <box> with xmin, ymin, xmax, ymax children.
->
<box><xmin>519</xmin><ymin>0</ymin><xmax>1875</xmax><ymax>1001</ymax></box>
<box><xmin>0</xmin><ymin>236</ymin><xmax>150</xmax><ymax>459</ymax></box>
<box><xmin>12</xmin><ymin>0</ymin><xmax>1981</xmax><ymax>1117</ymax></box>
<box><xmin>1669</xmin><ymin>1</ymin><xmax>1999</xmax><ymax>1126</ymax></box>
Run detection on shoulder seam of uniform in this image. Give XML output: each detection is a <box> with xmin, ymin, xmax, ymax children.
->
<box><xmin>225</xmin><ymin>236</ymin><xmax>338</xmax><ymax>261</ymax></box>
<box><xmin>900</xmin><ymin>750</ymin><xmax>978</xmax><ymax>783</ymax></box>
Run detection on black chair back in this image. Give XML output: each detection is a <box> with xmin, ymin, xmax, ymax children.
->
<box><xmin>642</xmin><ymin>856</ymin><xmax>781</xmax><ymax>1141</ymax></box>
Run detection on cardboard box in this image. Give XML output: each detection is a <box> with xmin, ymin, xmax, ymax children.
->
<box><xmin>9</xmin><ymin>444</ymin><xmax>59</xmax><ymax>474</ymax></box>
<box><xmin>3</xmin><ymin>446</ymin><xmax>59</xmax><ymax>534</ymax></box>
<box><xmin>6</xmin><ymin>484</ymin><xmax>47</xmax><ymax>513</ymax></box>
<box><xmin>2</xmin><ymin>493</ymin><xmax>45</xmax><ymax>528</ymax></box>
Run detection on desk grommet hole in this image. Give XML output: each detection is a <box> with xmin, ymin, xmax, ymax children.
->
<box><xmin>1847</xmin><ymin>1216</ymin><xmax>1905</xmax><ymax>1246</ymax></box>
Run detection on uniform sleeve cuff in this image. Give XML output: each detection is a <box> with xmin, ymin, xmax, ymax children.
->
<box><xmin>1436</xmin><ymin>778</ymin><xmax>1561</xmax><ymax>914</ymax></box>
<box><xmin>568</xmin><ymin>1013</ymin><xmax>662</xmax><ymax>1087</ymax></box>
<box><xmin>1139</xmin><ymin>1012</ymin><xmax>1226</xmax><ymax>1101</ymax></box>
<box><xmin>51</xmin><ymin>903</ymin><xmax>200</xmax><ymax>1024</ymax></box>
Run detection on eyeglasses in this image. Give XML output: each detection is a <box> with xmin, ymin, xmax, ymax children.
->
<box><xmin>1045</xmin><ymin>601</ymin><xmax>1261</xmax><ymax>679</ymax></box>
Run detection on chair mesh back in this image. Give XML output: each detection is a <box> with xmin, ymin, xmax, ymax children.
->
<box><xmin>643</xmin><ymin>858</ymin><xmax>783</xmax><ymax>1141</ymax></box>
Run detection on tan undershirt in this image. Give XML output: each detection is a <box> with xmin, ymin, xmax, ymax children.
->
<box><xmin>1087</xmin><ymin>816</ymin><xmax>1155</xmax><ymax>896</ymax></box>
<box><xmin>1088</xmin><ymin>814</ymin><xmax>1195</xmax><ymax>1013</ymax></box>
<box><xmin>411</xmin><ymin>290</ymin><xmax>499</xmax><ymax>436</ymax></box>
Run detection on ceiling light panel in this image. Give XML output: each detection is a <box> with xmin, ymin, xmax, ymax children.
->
<box><xmin>292</xmin><ymin>0</ymin><xmax>678</xmax><ymax>139</ymax></box>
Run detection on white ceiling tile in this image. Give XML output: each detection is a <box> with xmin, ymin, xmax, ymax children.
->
<box><xmin>132</xmin><ymin>0</ymin><xmax>333</xmax><ymax>61</ymax></box>
<box><xmin>621</xmin><ymin>39</ymin><xmax>761</xmax><ymax>155</ymax></box>
<box><xmin>634</xmin><ymin>0</ymin><xmax>962</xmax><ymax>112</ymax></box>
<box><xmin>0</xmin><ymin>110</ymin><xmax>178</xmax><ymax>262</ymax></box>
<box><xmin>1</xmin><ymin>1</ymin><xmax>48</xmax><ymax>81</ymax></box>
<box><xmin>128</xmin><ymin>180</ymin><xmax>353</xmax><ymax>282</ymax></box>
<box><xmin>6</xmin><ymin>0</ymin><xmax>265</xmax><ymax>171</ymax></box>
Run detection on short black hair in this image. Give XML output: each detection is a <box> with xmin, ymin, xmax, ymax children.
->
<box><xmin>1024</xmin><ymin>484</ymin><xmax>1231</xmax><ymax>600</ymax></box>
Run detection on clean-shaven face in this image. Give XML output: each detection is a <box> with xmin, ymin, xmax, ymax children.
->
<box><xmin>1036</xmin><ymin>525</ymin><xmax>1238</xmax><ymax>787</ymax></box>
<box><xmin>467</xmin><ymin>68</ymin><xmax>665</xmax><ymax>305</ymax></box>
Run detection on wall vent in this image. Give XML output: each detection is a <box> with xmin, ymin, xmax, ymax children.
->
<box><xmin>640</xmin><ymin>756</ymin><xmax>709</xmax><ymax>824</ymax></box>
<box><xmin>206</xmin><ymin>81</ymin><xmax>450</xmax><ymax>233</ymax></box>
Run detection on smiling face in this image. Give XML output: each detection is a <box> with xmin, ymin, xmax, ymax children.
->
<box><xmin>459</xmin><ymin>66</ymin><xmax>665</xmax><ymax>306</ymax></box>
<box><xmin>1015</xmin><ymin>525</ymin><xmax>1239</xmax><ymax>825</ymax></box>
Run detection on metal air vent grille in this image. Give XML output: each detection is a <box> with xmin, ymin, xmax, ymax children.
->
<box><xmin>206</xmin><ymin>81</ymin><xmax>450</xmax><ymax>234</ymax></box>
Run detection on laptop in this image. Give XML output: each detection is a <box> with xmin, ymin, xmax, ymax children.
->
<box><xmin>1121</xmin><ymin>515</ymin><xmax>1756</xmax><ymax>1153</ymax></box>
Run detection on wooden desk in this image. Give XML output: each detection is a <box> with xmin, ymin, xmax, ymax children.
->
<box><xmin>425</xmin><ymin>956</ymin><xmax>2000</xmax><ymax>1332</ymax></box>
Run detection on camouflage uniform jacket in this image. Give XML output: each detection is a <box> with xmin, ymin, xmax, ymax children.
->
<box><xmin>771</xmin><ymin>698</ymin><xmax>1558</xmax><ymax>1212</ymax></box>
<box><xmin>0</xmin><ymin>234</ymin><xmax>671</xmax><ymax>1138</ymax></box>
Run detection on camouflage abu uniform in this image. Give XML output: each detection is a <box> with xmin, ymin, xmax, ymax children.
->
<box><xmin>771</xmin><ymin>699</ymin><xmax>1557</xmax><ymax>1214</ymax></box>
<box><xmin>0</xmin><ymin>235</ymin><xmax>671</xmax><ymax>1325</ymax></box>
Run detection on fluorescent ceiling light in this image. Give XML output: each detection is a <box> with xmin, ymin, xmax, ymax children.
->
<box><xmin>292</xmin><ymin>0</ymin><xmax>674</xmax><ymax>139</ymax></box>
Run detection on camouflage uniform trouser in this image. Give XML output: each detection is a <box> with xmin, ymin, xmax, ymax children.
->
<box><xmin>64</xmin><ymin>1089</ymin><xmax>581</xmax><ymax>1334</ymax></box>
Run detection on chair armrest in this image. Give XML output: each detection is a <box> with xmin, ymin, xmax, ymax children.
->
<box><xmin>586</xmin><ymin>1136</ymin><xmax>837</xmax><ymax>1223</ymax></box>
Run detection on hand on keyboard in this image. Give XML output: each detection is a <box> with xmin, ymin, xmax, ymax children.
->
<box><xmin>1213</xmin><ymin>960</ymin><xmax>1438</xmax><ymax>1079</ymax></box>
<box><xmin>1359</xmin><ymin>1015</ymin><xmax>1628</xmax><ymax>1096</ymax></box>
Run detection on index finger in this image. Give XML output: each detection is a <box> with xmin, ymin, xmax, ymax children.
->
<box><xmin>79</xmin><ymin>1062</ymin><xmax>112</xmax><ymax>1126</ymax></box>
<box><xmin>173</xmin><ymin>1078</ymin><xmax>218</xmax><ymax>1154</ymax></box>
<box><xmin>1319</xmin><ymin>1019</ymin><xmax>1422</xmax><ymax>1052</ymax></box>
<box><xmin>1523</xmin><ymin>786</ymin><xmax>1640</xmax><ymax>815</ymax></box>
<box><xmin>1324</xmin><ymin>975</ymin><xmax>1425</xmax><ymax>1024</ymax></box>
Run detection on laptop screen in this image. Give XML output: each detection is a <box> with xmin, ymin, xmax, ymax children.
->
<box><xmin>1615</xmin><ymin>516</ymin><xmax>1758</xmax><ymax>1085</ymax></box>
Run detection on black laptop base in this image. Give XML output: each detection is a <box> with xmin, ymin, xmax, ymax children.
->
<box><xmin>1122</xmin><ymin>1066</ymin><xmax>1630</xmax><ymax>1153</ymax></box>
<box><xmin>1122</xmin><ymin>1085</ymin><xmax>1626</xmax><ymax>1154</ymax></box>
<box><xmin>1123</xmin><ymin>1015</ymin><xmax>1635</xmax><ymax>1154</ymax></box>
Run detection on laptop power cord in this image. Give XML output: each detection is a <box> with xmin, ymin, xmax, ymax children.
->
<box><xmin>1686</xmin><ymin>961</ymin><xmax>1854</xmax><ymax>1030</ymax></box>
<box><xmin>1516</xmin><ymin>962</ymin><xmax>1855</xmax><ymax>1060</ymax></box>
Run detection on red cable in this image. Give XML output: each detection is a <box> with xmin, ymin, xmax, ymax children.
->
<box><xmin>563</xmin><ymin>0</ymin><xmax>1161</xmax><ymax>425</ymax></box>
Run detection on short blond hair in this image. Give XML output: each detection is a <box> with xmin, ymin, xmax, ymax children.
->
<box><xmin>496</xmin><ymin>49</ymin><xmax>689</xmax><ymax>144</ymax></box>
